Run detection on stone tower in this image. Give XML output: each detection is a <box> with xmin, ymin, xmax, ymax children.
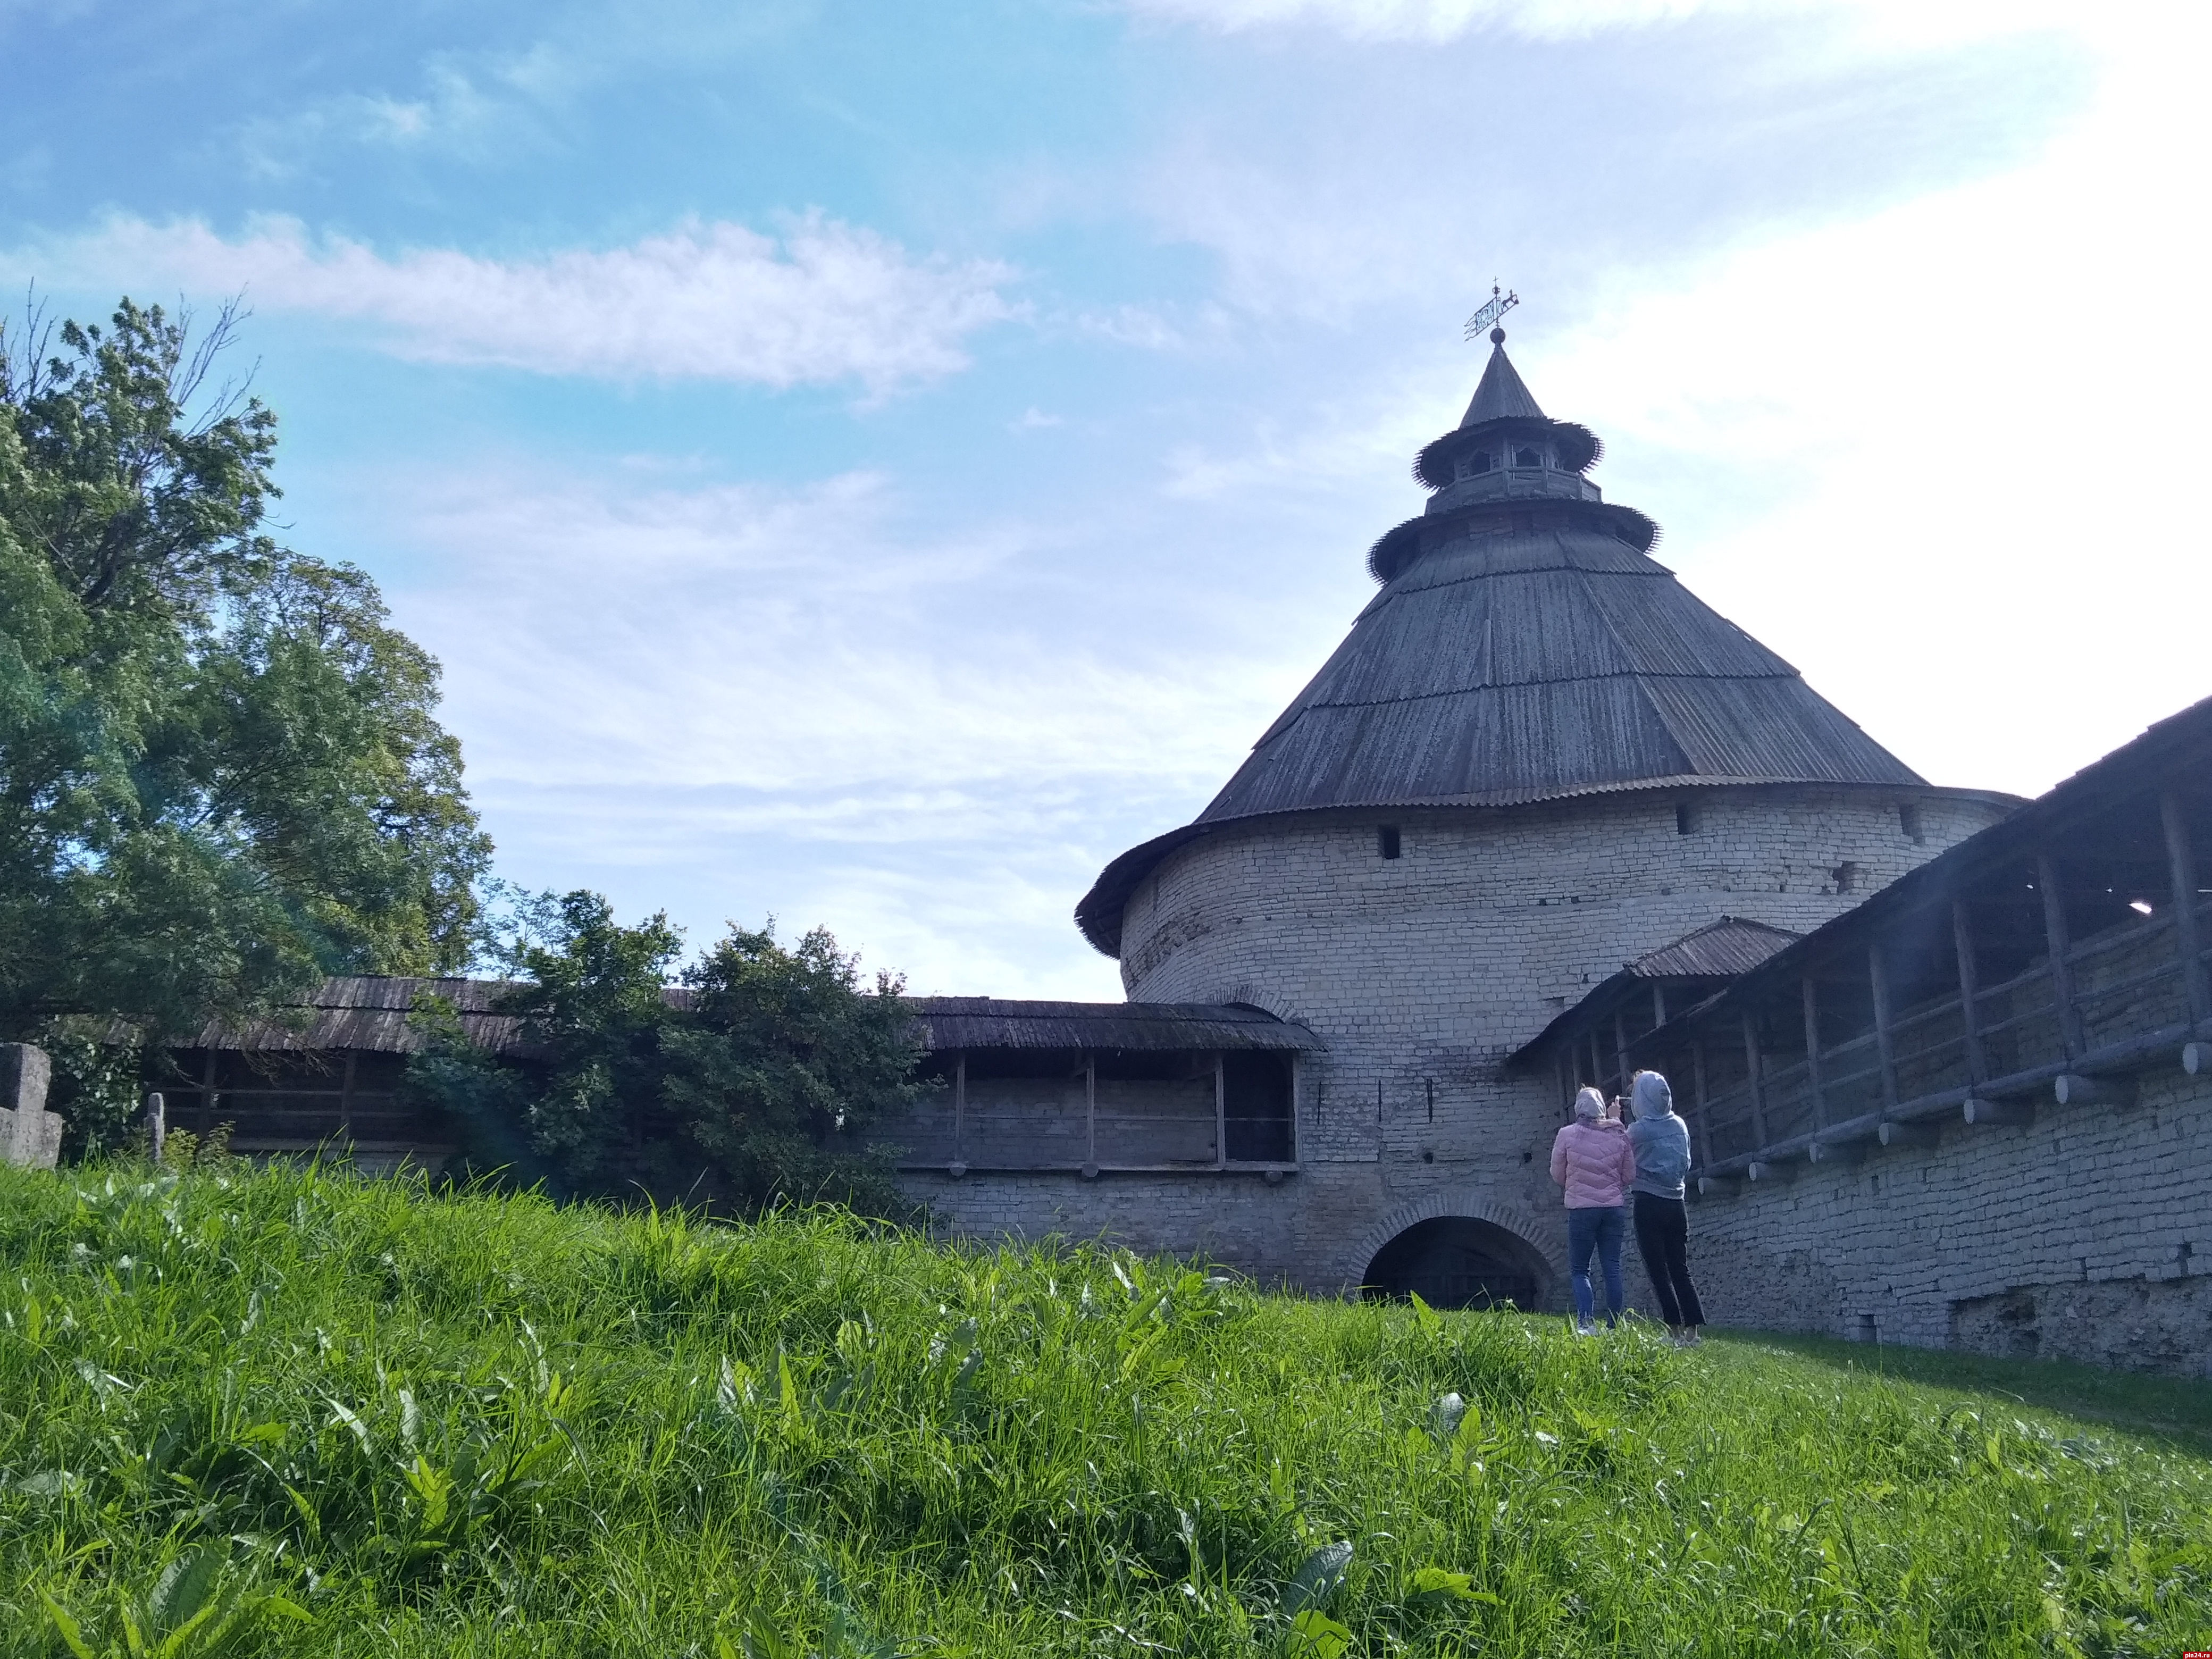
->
<box><xmin>1070</xmin><ymin>333</ymin><xmax>2015</xmax><ymax>1304</ymax></box>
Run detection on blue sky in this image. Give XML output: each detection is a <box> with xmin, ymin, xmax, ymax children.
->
<box><xmin>6</xmin><ymin>0</ymin><xmax>2206</xmax><ymax>997</ymax></box>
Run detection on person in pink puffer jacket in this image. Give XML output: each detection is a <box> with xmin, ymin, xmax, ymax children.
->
<box><xmin>1549</xmin><ymin>1087</ymin><xmax>1638</xmax><ymax>1334</ymax></box>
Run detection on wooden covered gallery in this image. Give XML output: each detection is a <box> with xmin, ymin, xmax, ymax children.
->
<box><xmin>153</xmin><ymin>976</ymin><xmax>526</xmax><ymax>1169</ymax></box>
<box><xmin>150</xmin><ymin>980</ymin><xmax>1321</xmax><ymax>1177</ymax></box>
<box><xmin>1513</xmin><ymin>694</ymin><xmax>2212</xmax><ymax>1182</ymax></box>
<box><xmin>896</xmin><ymin>999</ymin><xmax>1321</xmax><ymax>1177</ymax></box>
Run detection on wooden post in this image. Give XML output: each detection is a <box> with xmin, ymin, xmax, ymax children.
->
<box><xmin>339</xmin><ymin>1052</ymin><xmax>358</xmax><ymax>1137</ymax></box>
<box><xmin>1288</xmin><ymin>1053</ymin><xmax>1303</xmax><ymax>1163</ymax></box>
<box><xmin>1741</xmin><ymin>1013</ymin><xmax>1769</xmax><ymax>1148</ymax></box>
<box><xmin>2038</xmin><ymin>852</ymin><xmax>2085</xmax><ymax>1059</ymax></box>
<box><xmin>1216</xmin><ymin>1055</ymin><xmax>1228</xmax><ymax>1171</ymax></box>
<box><xmin>1869</xmin><ymin>944</ymin><xmax>1900</xmax><ymax>1111</ymax></box>
<box><xmin>2162</xmin><ymin>791</ymin><xmax>2210</xmax><ymax>1026</ymax></box>
<box><xmin>1691</xmin><ymin>1041</ymin><xmax>1714</xmax><ymax>1166</ymax></box>
<box><xmin>198</xmin><ymin>1048</ymin><xmax>217</xmax><ymax>1136</ymax></box>
<box><xmin>1800</xmin><ymin>977</ymin><xmax>1826</xmax><ymax>1129</ymax></box>
<box><xmin>952</xmin><ymin>1052</ymin><xmax>966</xmax><ymax>1165</ymax></box>
<box><xmin>1587</xmin><ymin>1029</ymin><xmax>1604</xmax><ymax>1095</ymax></box>
<box><xmin>1553</xmin><ymin>1052</ymin><xmax>1569</xmax><ymax>1116</ymax></box>
<box><xmin>1653</xmin><ymin>984</ymin><xmax>1668</xmax><ymax>1029</ymax></box>
<box><xmin>1951</xmin><ymin>900</ymin><xmax>1989</xmax><ymax>1086</ymax></box>
<box><xmin>1085</xmin><ymin>1052</ymin><xmax>1096</xmax><ymax>1167</ymax></box>
<box><xmin>1612</xmin><ymin>1010</ymin><xmax>1630</xmax><ymax>1097</ymax></box>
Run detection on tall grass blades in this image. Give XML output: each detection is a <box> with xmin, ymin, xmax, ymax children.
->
<box><xmin>0</xmin><ymin>1160</ymin><xmax>2206</xmax><ymax>1655</ymax></box>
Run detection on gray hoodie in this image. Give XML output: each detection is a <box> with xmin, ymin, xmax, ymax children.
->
<box><xmin>1626</xmin><ymin>1071</ymin><xmax>1691</xmax><ymax>1199</ymax></box>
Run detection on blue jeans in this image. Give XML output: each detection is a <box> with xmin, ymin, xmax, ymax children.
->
<box><xmin>1566</xmin><ymin>1205</ymin><xmax>1627</xmax><ymax>1326</ymax></box>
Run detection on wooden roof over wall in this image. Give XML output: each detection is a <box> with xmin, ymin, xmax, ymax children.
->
<box><xmin>172</xmin><ymin>982</ymin><xmax>1322</xmax><ymax>1061</ymax></box>
<box><xmin>909</xmin><ymin>998</ymin><xmax>1324</xmax><ymax>1053</ymax></box>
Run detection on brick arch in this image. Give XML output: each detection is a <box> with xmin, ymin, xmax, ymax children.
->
<box><xmin>1344</xmin><ymin>1193</ymin><xmax>1566</xmax><ymax>1293</ymax></box>
<box><xmin>1221</xmin><ymin>981</ymin><xmax>1312</xmax><ymax>1029</ymax></box>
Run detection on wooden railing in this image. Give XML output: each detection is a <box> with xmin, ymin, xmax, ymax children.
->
<box><xmin>1673</xmin><ymin>894</ymin><xmax>2210</xmax><ymax>1187</ymax></box>
<box><xmin>1589</xmin><ymin>778</ymin><xmax>2212</xmax><ymax>1191</ymax></box>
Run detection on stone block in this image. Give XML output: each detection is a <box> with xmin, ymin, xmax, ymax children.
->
<box><xmin>0</xmin><ymin>1044</ymin><xmax>63</xmax><ymax>1170</ymax></box>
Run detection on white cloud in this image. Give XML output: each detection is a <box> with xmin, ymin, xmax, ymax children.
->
<box><xmin>1124</xmin><ymin>0</ymin><xmax>2077</xmax><ymax>47</ymax></box>
<box><xmin>9</xmin><ymin>212</ymin><xmax>1017</xmax><ymax>394</ymax></box>
<box><xmin>384</xmin><ymin>464</ymin><xmax>1269</xmax><ymax>798</ymax></box>
<box><xmin>1513</xmin><ymin>9</ymin><xmax>2212</xmax><ymax>797</ymax></box>
<box><xmin>362</xmin><ymin>460</ymin><xmax>1284</xmax><ymax>996</ymax></box>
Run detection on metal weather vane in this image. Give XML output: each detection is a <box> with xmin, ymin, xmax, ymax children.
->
<box><xmin>1464</xmin><ymin>283</ymin><xmax>1519</xmax><ymax>341</ymax></box>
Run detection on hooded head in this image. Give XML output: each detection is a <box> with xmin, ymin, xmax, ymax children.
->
<box><xmin>1573</xmin><ymin>1086</ymin><xmax>1607</xmax><ymax>1121</ymax></box>
<box><xmin>1631</xmin><ymin>1071</ymin><xmax>1675</xmax><ymax>1120</ymax></box>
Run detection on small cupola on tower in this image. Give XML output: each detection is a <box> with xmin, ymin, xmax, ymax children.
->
<box><xmin>1369</xmin><ymin>325</ymin><xmax>1653</xmax><ymax>582</ymax></box>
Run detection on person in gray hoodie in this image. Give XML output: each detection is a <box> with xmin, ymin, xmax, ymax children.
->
<box><xmin>1625</xmin><ymin>1070</ymin><xmax>1706</xmax><ymax>1346</ymax></box>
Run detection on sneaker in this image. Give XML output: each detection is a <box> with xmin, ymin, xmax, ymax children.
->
<box><xmin>1683</xmin><ymin>1329</ymin><xmax>1703</xmax><ymax>1347</ymax></box>
<box><xmin>1574</xmin><ymin>1320</ymin><xmax>1596</xmax><ymax>1337</ymax></box>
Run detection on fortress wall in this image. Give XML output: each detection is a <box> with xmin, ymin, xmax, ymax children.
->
<box><xmin>909</xmin><ymin>786</ymin><xmax>2009</xmax><ymax>1299</ymax></box>
<box><xmin>1117</xmin><ymin>788</ymin><xmax>2005</xmax><ymax>1258</ymax></box>
<box><xmin>1682</xmin><ymin>1063</ymin><xmax>2212</xmax><ymax>1376</ymax></box>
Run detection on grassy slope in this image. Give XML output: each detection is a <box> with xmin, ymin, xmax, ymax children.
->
<box><xmin>0</xmin><ymin>1163</ymin><xmax>2207</xmax><ymax>1658</ymax></box>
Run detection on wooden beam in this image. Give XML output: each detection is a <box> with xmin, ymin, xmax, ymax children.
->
<box><xmin>1214</xmin><ymin>1055</ymin><xmax>1227</xmax><ymax>1172</ymax></box>
<box><xmin>1806</xmin><ymin>1138</ymin><xmax>1865</xmax><ymax>1168</ymax></box>
<box><xmin>2161</xmin><ymin>791</ymin><xmax>2210</xmax><ymax>1026</ymax></box>
<box><xmin>2054</xmin><ymin>1072</ymin><xmax>2136</xmax><ymax>1108</ymax></box>
<box><xmin>1690</xmin><ymin>1042</ymin><xmax>1714</xmax><ymax>1167</ymax></box>
<box><xmin>1878</xmin><ymin>1119</ymin><xmax>1940</xmax><ymax>1150</ymax></box>
<box><xmin>339</xmin><ymin>1052</ymin><xmax>357</xmax><ymax>1137</ymax></box>
<box><xmin>1613</xmin><ymin>1009</ymin><xmax>1630</xmax><ymax>1094</ymax></box>
<box><xmin>1653</xmin><ymin>984</ymin><xmax>1668</xmax><ymax>1029</ymax></box>
<box><xmin>2185</xmin><ymin>1041</ymin><xmax>2212</xmax><ymax>1076</ymax></box>
<box><xmin>1085</xmin><ymin>1052</ymin><xmax>1096</xmax><ymax>1167</ymax></box>
<box><xmin>1869</xmin><ymin>944</ymin><xmax>1900</xmax><ymax>1111</ymax></box>
<box><xmin>1746</xmin><ymin>1157</ymin><xmax>1794</xmax><ymax>1184</ymax></box>
<box><xmin>1951</xmin><ymin>900</ymin><xmax>1989</xmax><ymax>1087</ymax></box>
<box><xmin>952</xmin><ymin>1052</ymin><xmax>966</xmax><ymax>1167</ymax></box>
<box><xmin>1741</xmin><ymin>1013</ymin><xmax>1769</xmax><ymax>1147</ymax></box>
<box><xmin>2038</xmin><ymin>852</ymin><xmax>2086</xmax><ymax>1059</ymax></box>
<box><xmin>1801</xmin><ymin>977</ymin><xmax>1826</xmax><ymax>1130</ymax></box>
<box><xmin>198</xmin><ymin>1047</ymin><xmax>216</xmax><ymax>1136</ymax></box>
<box><xmin>1963</xmin><ymin>1096</ymin><xmax>2033</xmax><ymax>1127</ymax></box>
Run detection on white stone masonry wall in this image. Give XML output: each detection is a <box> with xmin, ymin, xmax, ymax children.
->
<box><xmin>1686</xmin><ymin>1064</ymin><xmax>2212</xmax><ymax>1376</ymax></box>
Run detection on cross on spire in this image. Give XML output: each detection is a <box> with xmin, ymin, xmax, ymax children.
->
<box><xmin>1463</xmin><ymin>283</ymin><xmax>1518</xmax><ymax>343</ymax></box>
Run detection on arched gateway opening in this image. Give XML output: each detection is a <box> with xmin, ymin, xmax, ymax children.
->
<box><xmin>1362</xmin><ymin>1217</ymin><xmax>1548</xmax><ymax>1311</ymax></box>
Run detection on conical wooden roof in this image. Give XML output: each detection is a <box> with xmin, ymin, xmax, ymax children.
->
<box><xmin>1460</xmin><ymin>339</ymin><xmax>1547</xmax><ymax>425</ymax></box>
<box><xmin>1199</xmin><ymin>525</ymin><xmax>1917</xmax><ymax>821</ymax></box>
<box><xmin>1075</xmin><ymin>345</ymin><xmax>1924</xmax><ymax>956</ymax></box>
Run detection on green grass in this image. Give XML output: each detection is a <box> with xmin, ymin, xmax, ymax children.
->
<box><xmin>1</xmin><ymin>1161</ymin><xmax>2208</xmax><ymax>1657</ymax></box>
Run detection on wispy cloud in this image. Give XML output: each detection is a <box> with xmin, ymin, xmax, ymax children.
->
<box><xmin>9</xmin><ymin>213</ymin><xmax>1018</xmax><ymax>394</ymax></box>
<box><xmin>1122</xmin><ymin>0</ymin><xmax>2076</xmax><ymax>46</ymax></box>
<box><xmin>384</xmin><ymin>463</ymin><xmax>1269</xmax><ymax>798</ymax></box>
<box><xmin>364</xmin><ymin>459</ymin><xmax>1285</xmax><ymax>996</ymax></box>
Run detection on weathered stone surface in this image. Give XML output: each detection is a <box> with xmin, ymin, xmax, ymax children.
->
<box><xmin>0</xmin><ymin>1044</ymin><xmax>63</xmax><ymax>1171</ymax></box>
<box><xmin>1690</xmin><ymin>1066</ymin><xmax>2212</xmax><ymax>1376</ymax></box>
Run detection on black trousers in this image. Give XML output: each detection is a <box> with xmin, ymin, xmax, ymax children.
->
<box><xmin>1632</xmin><ymin>1192</ymin><xmax>1706</xmax><ymax>1328</ymax></box>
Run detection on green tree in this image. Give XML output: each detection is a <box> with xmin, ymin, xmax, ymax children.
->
<box><xmin>0</xmin><ymin>296</ymin><xmax>490</xmax><ymax>1139</ymax></box>
<box><xmin>435</xmin><ymin>892</ymin><xmax>924</xmax><ymax>1214</ymax></box>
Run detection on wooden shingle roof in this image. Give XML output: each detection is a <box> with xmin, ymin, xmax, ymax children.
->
<box><xmin>909</xmin><ymin>998</ymin><xmax>1323</xmax><ymax>1053</ymax></box>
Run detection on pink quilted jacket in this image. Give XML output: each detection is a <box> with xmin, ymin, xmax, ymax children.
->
<box><xmin>1549</xmin><ymin>1120</ymin><xmax>1637</xmax><ymax>1209</ymax></box>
